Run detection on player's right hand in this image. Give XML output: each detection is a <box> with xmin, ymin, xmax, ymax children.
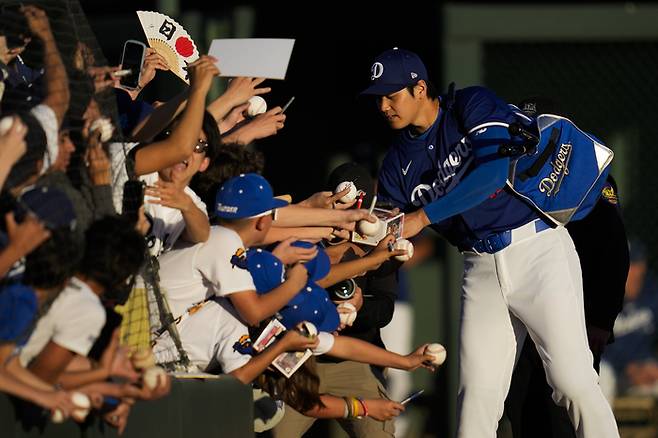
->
<box><xmin>188</xmin><ymin>55</ymin><xmax>220</xmax><ymax>95</ymax></box>
<box><xmin>364</xmin><ymin>399</ymin><xmax>405</xmax><ymax>421</ymax></box>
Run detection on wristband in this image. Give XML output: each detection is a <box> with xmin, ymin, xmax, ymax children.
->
<box><xmin>357</xmin><ymin>397</ymin><xmax>368</xmax><ymax>418</ymax></box>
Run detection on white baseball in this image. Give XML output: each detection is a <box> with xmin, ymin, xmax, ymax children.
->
<box><xmin>51</xmin><ymin>408</ymin><xmax>65</xmax><ymax>423</ymax></box>
<box><xmin>393</xmin><ymin>239</ymin><xmax>415</xmax><ymax>262</ymax></box>
<box><xmin>357</xmin><ymin>218</ymin><xmax>383</xmax><ymax>237</ymax></box>
<box><xmin>335</xmin><ymin>181</ymin><xmax>357</xmax><ymax>203</ymax></box>
<box><xmin>0</xmin><ymin>116</ymin><xmax>14</xmax><ymax>135</ymax></box>
<box><xmin>89</xmin><ymin>117</ymin><xmax>114</xmax><ymax>142</ymax></box>
<box><xmin>70</xmin><ymin>392</ymin><xmax>90</xmax><ymax>422</ymax></box>
<box><xmin>425</xmin><ymin>343</ymin><xmax>447</xmax><ymax>366</ymax></box>
<box><xmin>299</xmin><ymin>321</ymin><xmax>318</xmax><ymax>338</ymax></box>
<box><xmin>337</xmin><ymin>302</ymin><xmax>357</xmax><ymax>326</ymax></box>
<box><xmin>247</xmin><ymin>95</ymin><xmax>267</xmax><ymax>117</ymax></box>
<box><xmin>143</xmin><ymin>366</ymin><xmax>167</xmax><ymax>390</ymax></box>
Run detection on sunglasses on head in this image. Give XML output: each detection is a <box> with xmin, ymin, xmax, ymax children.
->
<box><xmin>160</xmin><ymin>130</ymin><xmax>209</xmax><ymax>154</ymax></box>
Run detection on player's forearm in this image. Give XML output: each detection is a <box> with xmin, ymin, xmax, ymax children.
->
<box><xmin>130</xmin><ymin>89</ymin><xmax>190</xmax><ymax>143</ymax></box>
<box><xmin>421</xmin><ymin>157</ymin><xmax>509</xmax><ymax>225</ymax></box>
<box><xmin>181</xmin><ymin>205</ymin><xmax>210</xmax><ymax>243</ymax></box>
<box><xmin>229</xmin><ymin>341</ymin><xmax>288</xmax><ymax>384</ymax></box>
<box><xmin>328</xmin><ymin>336</ymin><xmax>408</xmax><ymax>370</ymax></box>
<box><xmin>402</xmin><ymin>209</ymin><xmax>431</xmax><ymax>239</ymax></box>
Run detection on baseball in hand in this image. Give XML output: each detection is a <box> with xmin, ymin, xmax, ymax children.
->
<box><xmin>357</xmin><ymin>218</ymin><xmax>383</xmax><ymax>237</ymax></box>
<box><xmin>337</xmin><ymin>302</ymin><xmax>357</xmax><ymax>326</ymax></box>
<box><xmin>70</xmin><ymin>392</ymin><xmax>91</xmax><ymax>422</ymax></box>
<box><xmin>247</xmin><ymin>95</ymin><xmax>267</xmax><ymax>117</ymax></box>
<box><xmin>0</xmin><ymin>116</ymin><xmax>14</xmax><ymax>136</ymax></box>
<box><xmin>143</xmin><ymin>366</ymin><xmax>167</xmax><ymax>390</ymax></box>
<box><xmin>298</xmin><ymin>321</ymin><xmax>318</xmax><ymax>338</ymax></box>
<box><xmin>89</xmin><ymin>117</ymin><xmax>114</xmax><ymax>142</ymax></box>
<box><xmin>394</xmin><ymin>239</ymin><xmax>414</xmax><ymax>262</ymax></box>
<box><xmin>425</xmin><ymin>343</ymin><xmax>447</xmax><ymax>366</ymax></box>
<box><xmin>335</xmin><ymin>181</ymin><xmax>357</xmax><ymax>203</ymax></box>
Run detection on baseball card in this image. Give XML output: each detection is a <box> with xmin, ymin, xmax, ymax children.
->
<box><xmin>272</xmin><ymin>349</ymin><xmax>312</xmax><ymax>378</ymax></box>
<box><xmin>352</xmin><ymin>208</ymin><xmax>404</xmax><ymax>246</ymax></box>
<box><xmin>252</xmin><ymin>319</ymin><xmax>287</xmax><ymax>353</ymax></box>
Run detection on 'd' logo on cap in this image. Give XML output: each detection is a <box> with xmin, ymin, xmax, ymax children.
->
<box><xmin>371</xmin><ymin>62</ymin><xmax>384</xmax><ymax>80</ymax></box>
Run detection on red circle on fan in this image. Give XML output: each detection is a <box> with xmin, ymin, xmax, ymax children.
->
<box><xmin>175</xmin><ymin>37</ymin><xmax>195</xmax><ymax>57</ymax></box>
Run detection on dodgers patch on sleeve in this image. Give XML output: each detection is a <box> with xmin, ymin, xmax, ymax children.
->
<box><xmin>601</xmin><ymin>183</ymin><xmax>618</xmax><ymax>206</ymax></box>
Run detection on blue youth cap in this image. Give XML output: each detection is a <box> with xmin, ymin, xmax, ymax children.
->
<box><xmin>360</xmin><ymin>47</ymin><xmax>428</xmax><ymax>96</ymax></box>
<box><xmin>278</xmin><ymin>282</ymin><xmax>340</xmax><ymax>333</ymax></box>
<box><xmin>290</xmin><ymin>241</ymin><xmax>330</xmax><ymax>282</ymax></box>
<box><xmin>246</xmin><ymin>249</ymin><xmax>339</xmax><ymax>332</ymax></box>
<box><xmin>248</xmin><ymin>249</ymin><xmax>285</xmax><ymax>294</ymax></box>
<box><xmin>215</xmin><ymin>173</ymin><xmax>289</xmax><ymax>219</ymax></box>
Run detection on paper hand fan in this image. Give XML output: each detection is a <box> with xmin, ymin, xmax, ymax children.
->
<box><xmin>137</xmin><ymin>11</ymin><xmax>199</xmax><ymax>84</ymax></box>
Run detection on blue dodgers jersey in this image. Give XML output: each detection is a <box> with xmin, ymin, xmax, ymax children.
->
<box><xmin>378</xmin><ymin>86</ymin><xmax>537</xmax><ymax>245</ymax></box>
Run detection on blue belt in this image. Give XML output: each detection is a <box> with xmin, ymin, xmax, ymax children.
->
<box><xmin>464</xmin><ymin>219</ymin><xmax>552</xmax><ymax>254</ymax></box>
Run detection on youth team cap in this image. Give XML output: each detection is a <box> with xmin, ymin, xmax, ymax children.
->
<box><xmin>360</xmin><ymin>47</ymin><xmax>428</xmax><ymax>96</ymax></box>
<box><xmin>215</xmin><ymin>173</ymin><xmax>289</xmax><ymax>219</ymax></box>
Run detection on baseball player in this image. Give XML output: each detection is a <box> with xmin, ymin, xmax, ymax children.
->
<box><xmin>361</xmin><ymin>48</ymin><xmax>618</xmax><ymax>437</ymax></box>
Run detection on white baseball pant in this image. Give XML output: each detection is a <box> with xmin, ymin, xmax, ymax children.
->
<box><xmin>456</xmin><ymin>224</ymin><xmax>619</xmax><ymax>438</ymax></box>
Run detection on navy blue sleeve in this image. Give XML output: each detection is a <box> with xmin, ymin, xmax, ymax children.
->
<box><xmin>423</xmin><ymin>87</ymin><xmax>517</xmax><ymax>223</ymax></box>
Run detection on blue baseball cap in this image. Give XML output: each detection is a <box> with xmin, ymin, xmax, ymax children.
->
<box><xmin>290</xmin><ymin>241</ymin><xmax>330</xmax><ymax>282</ymax></box>
<box><xmin>278</xmin><ymin>282</ymin><xmax>340</xmax><ymax>333</ymax></box>
<box><xmin>248</xmin><ymin>249</ymin><xmax>285</xmax><ymax>294</ymax></box>
<box><xmin>215</xmin><ymin>173</ymin><xmax>289</xmax><ymax>219</ymax></box>
<box><xmin>15</xmin><ymin>186</ymin><xmax>77</xmax><ymax>230</ymax></box>
<box><xmin>247</xmin><ymin>249</ymin><xmax>339</xmax><ymax>332</ymax></box>
<box><xmin>360</xmin><ymin>47</ymin><xmax>428</xmax><ymax>96</ymax></box>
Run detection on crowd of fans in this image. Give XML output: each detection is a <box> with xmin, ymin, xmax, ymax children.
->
<box><xmin>0</xmin><ymin>5</ymin><xmax>437</xmax><ymax>436</ymax></box>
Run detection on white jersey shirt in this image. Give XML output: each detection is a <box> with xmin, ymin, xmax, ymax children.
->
<box><xmin>19</xmin><ymin>277</ymin><xmax>106</xmax><ymax>366</ymax></box>
<box><xmin>158</xmin><ymin>225</ymin><xmax>255</xmax><ymax>318</ymax></box>
<box><xmin>152</xmin><ymin>300</ymin><xmax>335</xmax><ymax>373</ymax></box>
<box><xmin>108</xmin><ymin>142</ymin><xmax>207</xmax><ymax>257</ymax></box>
<box><xmin>153</xmin><ymin>298</ymin><xmax>251</xmax><ymax>373</ymax></box>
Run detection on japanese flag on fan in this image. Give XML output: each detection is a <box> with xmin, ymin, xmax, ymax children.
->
<box><xmin>136</xmin><ymin>11</ymin><xmax>199</xmax><ymax>84</ymax></box>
